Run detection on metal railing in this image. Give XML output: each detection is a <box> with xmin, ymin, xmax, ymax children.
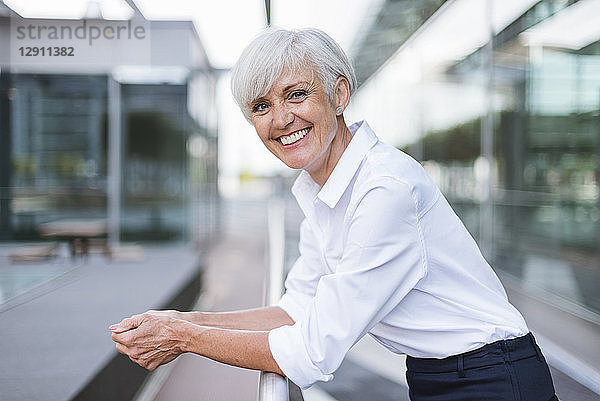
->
<box><xmin>258</xmin><ymin>197</ymin><xmax>289</xmax><ymax>401</ymax></box>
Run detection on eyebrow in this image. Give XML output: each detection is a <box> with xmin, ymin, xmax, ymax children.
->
<box><xmin>282</xmin><ymin>81</ymin><xmax>311</xmax><ymax>92</ymax></box>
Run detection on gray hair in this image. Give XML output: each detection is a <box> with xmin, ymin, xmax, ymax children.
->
<box><xmin>230</xmin><ymin>27</ymin><xmax>357</xmax><ymax>121</ymax></box>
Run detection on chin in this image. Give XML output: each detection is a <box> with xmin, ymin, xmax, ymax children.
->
<box><xmin>279</xmin><ymin>156</ymin><xmax>308</xmax><ymax>171</ymax></box>
<box><xmin>282</xmin><ymin>160</ymin><xmax>304</xmax><ymax>170</ymax></box>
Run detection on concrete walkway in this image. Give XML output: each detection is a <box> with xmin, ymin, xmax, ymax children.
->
<box><xmin>0</xmin><ymin>245</ymin><xmax>201</xmax><ymax>401</ymax></box>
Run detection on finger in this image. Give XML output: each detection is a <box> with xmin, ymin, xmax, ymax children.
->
<box><xmin>109</xmin><ymin>324</ymin><xmax>127</xmax><ymax>334</ymax></box>
<box><xmin>109</xmin><ymin>314</ymin><xmax>144</xmax><ymax>334</ymax></box>
<box><xmin>110</xmin><ymin>315</ymin><xmax>142</xmax><ymax>333</ymax></box>
<box><xmin>115</xmin><ymin>342</ymin><xmax>128</xmax><ymax>355</ymax></box>
<box><xmin>111</xmin><ymin>330</ymin><xmax>131</xmax><ymax>344</ymax></box>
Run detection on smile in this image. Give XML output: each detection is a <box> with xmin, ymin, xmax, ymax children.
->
<box><xmin>278</xmin><ymin>127</ymin><xmax>311</xmax><ymax>146</ymax></box>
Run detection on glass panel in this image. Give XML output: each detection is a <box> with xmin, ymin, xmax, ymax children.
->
<box><xmin>121</xmin><ymin>84</ymin><xmax>189</xmax><ymax>241</ymax></box>
<box><xmin>496</xmin><ymin>31</ymin><xmax>600</xmax><ymax>313</ymax></box>
<box><xmin>349</xmin><ymin>0</ymin><xmax>600</xmax><ymax>316</ymax></box>
<box><xmin>9</xmin><ymin>74</ymin><xmax>108</xmax><ymax>239</ymax></box>
<box><xmin>2</xmin><ymin>73</ymin><xmax>219</xmax><ymax>244</ymax></box>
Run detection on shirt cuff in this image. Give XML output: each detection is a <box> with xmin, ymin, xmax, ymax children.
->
<box><xmin>277</xmin><ymin>292</ymin><xmax>308</xmax><ymax>323</ymax></box>
<box><xmin>268</xmin><ymin>323</ymin><xmax>334</xmax><ymax>389</ymax></box>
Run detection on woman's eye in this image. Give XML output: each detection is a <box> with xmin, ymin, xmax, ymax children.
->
<box><xmin>289</xmin><ymin>90</ymin><xmax>307</xmax><ymax>100</ymax></box>
<box><xmin>252</xmin><ymin>103</ymin><xmax>269</xmax><ymax>114</ymax></box>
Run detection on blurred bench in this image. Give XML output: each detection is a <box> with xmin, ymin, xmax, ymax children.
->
<box><xmin>39</xmin><ymin>219</ymin><xmax>108</xmax><ymax>258</ymax></box>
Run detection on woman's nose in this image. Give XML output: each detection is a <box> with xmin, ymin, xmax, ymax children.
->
<box><xmin>272</xmin><ymin>104</ymin><xmax>294</xmax><ymax>128</ymax></box>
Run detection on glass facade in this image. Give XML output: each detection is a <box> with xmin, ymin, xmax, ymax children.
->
<box><xmin>1</xmin><ymin>73</ymin><xmax>218</xmax><ymax>243</ymax></box>
<box><xmin>0</xmin><ymin>16</ymin><xmax>219</xmax><ymax>245</ymax></box>
<box><xmin>122</xmin><ymin>83</ymin><xmax>193</xmax><ymax>241</ymax></box>
<box><xmin>6</xmin><ymin>74</ymin><xmax>108</xmax><ymax>239</ymax></box>
<box><xmin>495</xmin><ymin>24</ymin><xmax>600</xmax><ymax>314</ymax></box>
<box><xmin>349</xmin><ymin>0</ymin><xmax>600</xmax><ymax>315</ymax></box>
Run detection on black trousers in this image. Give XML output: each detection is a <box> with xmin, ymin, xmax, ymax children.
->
<box><xmin>406</xmin><ymin>333</ymin><xmax>557</xmax><ymax>401</ymax></box>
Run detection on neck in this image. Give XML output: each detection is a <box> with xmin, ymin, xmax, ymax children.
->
<box><xmin>308</xmin><ymin>118</ymin><xmax>352</xmax><ymax>187</ymax></box>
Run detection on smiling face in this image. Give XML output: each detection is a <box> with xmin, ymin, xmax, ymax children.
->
<box><xmin>249</xmin><ymin>68</ymin><xmax>351</xmax><ymax>186</ymax></box>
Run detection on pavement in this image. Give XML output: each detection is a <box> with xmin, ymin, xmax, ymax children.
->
<box><xmin>0</xmin><ymin>244</ymin><xmax>202</xmax><ymax>401</ymax></box>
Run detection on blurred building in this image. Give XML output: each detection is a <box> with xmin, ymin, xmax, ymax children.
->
<box><xmin>0</xmin><ymin>2</ymin><xmax>219</xmax><ymax>244</ymax></box>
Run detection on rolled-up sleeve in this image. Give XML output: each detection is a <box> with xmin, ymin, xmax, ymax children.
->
<box><xmin>269</xmin><ymin>178</ymin><xmax>427</xmax><ymax>389</ymax></box>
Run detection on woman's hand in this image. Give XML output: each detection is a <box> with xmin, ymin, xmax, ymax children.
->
<box><xmin>109</xmin><ymin>312</ymin><xmax>192</xmax><ymax>371</ymax></box>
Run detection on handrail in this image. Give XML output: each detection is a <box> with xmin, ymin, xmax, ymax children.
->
<box><xmin>258</xmin><ymin>370</ymin><xmax>289</xmax><ymax>401</ymax></box>
<box><xmin>258</xmin><ymin>197</ymin><xmax>289</xmax><ymax>401</ymax></box>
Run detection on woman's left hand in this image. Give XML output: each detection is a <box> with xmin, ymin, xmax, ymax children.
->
<box><xmin>110</xmin><ymin>312</ymin><xmax>189</xmax><ymax>371</ymax></box>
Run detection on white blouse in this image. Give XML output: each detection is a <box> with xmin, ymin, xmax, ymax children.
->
<box><xmin>268</xmin><ymin>120</ymin><xmax>528</xmax><ymax>389</ymax></box>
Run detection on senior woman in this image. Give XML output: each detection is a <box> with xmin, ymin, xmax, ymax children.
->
<box><xmin>111</xmin><ymin>28</ymin><xmax>557</xmax><ymax>400</ymax></box>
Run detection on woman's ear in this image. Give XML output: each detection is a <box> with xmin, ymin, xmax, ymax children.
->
<box><xmin>333</xmin><ymin>76</ymin><xmax>351</xmax><ymax>113</ymax></box>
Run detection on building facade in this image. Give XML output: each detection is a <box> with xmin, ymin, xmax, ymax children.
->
<box><xmin>0</xmin><ymin>4</ymin><xmax>219</xmax><ymax>244</ymax></box>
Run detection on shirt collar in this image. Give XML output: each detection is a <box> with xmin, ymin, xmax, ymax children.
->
<box><xmin>292</xmin><ymin>120</ymin><xmax>378</xmax><ymax>210</ymax></box>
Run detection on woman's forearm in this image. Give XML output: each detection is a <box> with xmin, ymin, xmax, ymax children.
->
<box><xmin>111</xmin><ymin>312</ymin><xmax>285</xmax><ymax>375</ymax></box>
<box><xmin>178</xmin><ymin>306</ymin><xmax>294</xmax><ymax>331</ymax></box>
<box><xmin>180</xmin><ymin>322</ymin><xmax>284</xmax><ymax>376</ymax></box>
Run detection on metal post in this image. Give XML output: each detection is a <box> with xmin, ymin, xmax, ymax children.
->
<box><xmin>107</xmin><ymin>75</ymin><xmax>121</xmax><ymax>245</ymax></box>
<box><xmin>258</xmin><ymin>197</ymin><xmax>289</xmax><ymax>401</ymax></box>
<box><xmin>479</xmin><ymin>0</ymin><xmax>494</xmax><ymax>258</ymax></box>
<box><xmin>264</xmin><ymin>0</ymin><xmax>271</xmax><ymax>27</ymax></box>
<box><xmin>0</xmin><ymin>72</ymin><xmax>11</xmax><ymax>239</ymax></box>
<box><xmin>258</xmin><ymin>371</ymin><xmax>289</xmax><ymax>401</ymax></box>
<box><xmin>597</xmin><ymin>89</ymin><xmax>600</xmax><ymax>256</ymax></box>
<box><xmin>414</xmin><ymin>50</ymin><xmax>424</xmax><ymax>162</ymax></box>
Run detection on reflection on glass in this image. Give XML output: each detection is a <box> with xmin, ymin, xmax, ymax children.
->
<box><xmin>8</xmin><ymin>75</ymin><xmax>108</xmax><ymax>239</ymax></box>
<box><xmin>350</xmin><ymin>0</ymin><xmax>600</xmax><ymax>315</ymax></box>
<box><xmin>121</xmin><ymin>84</ymin><xmax>189</xmax><ymax>241</ymax></box>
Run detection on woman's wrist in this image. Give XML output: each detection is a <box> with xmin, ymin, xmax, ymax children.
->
<box><xmin>178</xmin><ymin>310</ymin><xmax>206</xmax><ymax>325</ymax></box>
<box><xmin>172</xmin><ymin>318</ymin><xmax>190</xmax><ymax>354</ymax></box>
<box><xmin>174</xmin><ymin>319</ymin><xmax>207</xmax><ymax>354</ymax></box>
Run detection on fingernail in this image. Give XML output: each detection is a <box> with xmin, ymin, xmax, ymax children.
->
<box><xmin>109</xmin><ymin>324</ymin><xmax>118</xmax><ymax>331</ymax></box>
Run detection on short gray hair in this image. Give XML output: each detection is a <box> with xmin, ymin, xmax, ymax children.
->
<box><xmin>230</xmin><ymin>27</ymin><xmax>357</xmax><ymax>121</ymax></box>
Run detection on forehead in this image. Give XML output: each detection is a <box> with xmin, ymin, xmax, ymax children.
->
<box><xmin>265</xmin><ymin>67</ymin><xmax>322</xmax><ymax>95</ymax></box>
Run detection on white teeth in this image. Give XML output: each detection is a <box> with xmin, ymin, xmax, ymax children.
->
<box><xmin>279</xmin><ymin>128</ymin><xmax>310</xmax><ymax>145</ymax></box>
